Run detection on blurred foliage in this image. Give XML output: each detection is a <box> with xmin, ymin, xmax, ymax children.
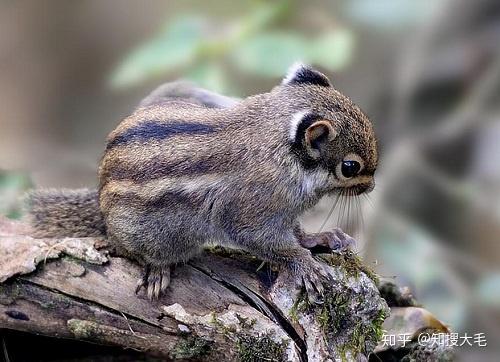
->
<box><xmin>345</xmin><ymin>0</ymin><xmax>438</xmax><ymax>28</ymax></box>
<box><xmin>476</xmin><ymin>273</ymin><xmax>500</xmax><ymax>308</ymax></box>
<box><xmin>110</xmin><ymin>0</ymin><xmax>355</xmax><ymax>94</ymax></box>
<box><xmin>0</xmin><ymin>171</ymin><xmax>32</xmax><ymax>219</ymax></box>
<box><xmin>232</xmin><ymin>30</ymin><xmax>353</xmax><ymax>77</ymax></box>
<box><xmin>375</xmin><ymin>222</ymin><xmax>467</xmax><ymax>329</ymax></box>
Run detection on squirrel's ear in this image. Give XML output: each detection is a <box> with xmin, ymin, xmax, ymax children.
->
<box><xmin>282</xmin><ymin>63</ymin><xmax>331</xmax><ymax>87</ymax></box>
<box><xmin>290</xmin><ymin>112</ymin><xmax>337</xmax><ymax>159</ymax></box>
<box><xmin>305</xmin><ymin>120</ymin><xmax>336</xmax><ymax>158</ymax></box>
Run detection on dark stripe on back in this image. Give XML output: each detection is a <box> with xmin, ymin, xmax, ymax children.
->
<box><xmin>106</xmin><ymin>121</ymin><xmax>216</xmax><ymax>150</ymax></box>
<box><xmin>102</xmin><ymin>189</ymin><xmax>200</xmax><ymax>211</ymax></box>
<box><xmin>105</xmin><ymin>155</ymin><xmax>224</xmax><ymax>183</ymax></box>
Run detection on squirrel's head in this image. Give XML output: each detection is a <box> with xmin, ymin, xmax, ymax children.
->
<box><xmin>277</xmin><ymin>63</ymin><xmax>378</xmax><ymax>195</ymax></box>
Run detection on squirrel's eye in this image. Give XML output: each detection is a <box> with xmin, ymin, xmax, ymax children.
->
<box><xmin>341</xmin><ymin>161</ymin><xmax>361</xmax><ymax>178</ymax></box>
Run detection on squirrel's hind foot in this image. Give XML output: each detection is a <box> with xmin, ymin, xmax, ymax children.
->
<box><xmin>135</xmin><ymin>265</ymin><xmax>171</xmax><ymax>300</ymax></box>
<box><xmin>292</xmin><ymin>258</ymin><xmax>331</xmax><ymax>304</ymax></box>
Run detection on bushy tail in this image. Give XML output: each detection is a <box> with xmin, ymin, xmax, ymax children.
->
<box><xmin>138</xmin><ymin>80</ymin><xmax>239</xmax><ymax>109</ymax></box>
<box><xmin>26</xmin><ymin>188</ymin><xmax>105</xmax><ymax>237</ymax></box>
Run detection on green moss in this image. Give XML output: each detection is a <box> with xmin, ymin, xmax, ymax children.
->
<box><xmin>209</xmin><ymin>311</ymin><xmax>219</xmax><ymax>325</ymax></box>
<box><xmin>288</xmin><ymin>276</ymin><xmax>388</xmax><ymax>361</ymax></box>
<box><xmin>337</xmin><ymin>308</ymin><xmax>388</xmax><ymax>360</ymax></box>
<box><xmin>289</xmin><ymin>290</ymin><xmax>308</xmax><ymax>323</ymax></box>
<box><xmin>235</xmin><ymin>314</ymin><xmax>257</xmax><ymax>329</ymax></box>
<box><xmin>210</xmin><ymin>312</ymin><xmax>287</xmax><ymax>362</ymax></box>
<box><xmin>289</xmin><ymin>288</ymin><xmax>351</xmax><ymax>336</ymax></box>
<box><xmin>209</xmin><ymin>312</ymin><xmax>237</xmax><ymax>334</ymax></box>
<box><xmin>370</xmin><ymin>308</ymin><xmax>388</xmax><ymax>342</ymax></box>
<box><xmin>236</xmin><ymin>333</ymin><xmax>287</xmax><ymax>362</ymax></box>
<box><xmin>321</xmin><ymin>293</ymin><xmax>350</xmax><ymax>334</ymax></box>
<box><xmin>171</xmin><ymin>336</ymin><xmax>213</xmax><ymax>360</ymax></box>
<box><xmin>294</xmin><ymin>289</ymin><xmax>351</xmax><ymax>338</ymax></box>
<box><xmin>67</xmin><ymin>319</ymin><xmax>99</xmax><ymax>339</ymax></box>
<box><xmin>318</xmin><ymin>251</ymin><xmax>379</xmax><ymax>285</ymax></box>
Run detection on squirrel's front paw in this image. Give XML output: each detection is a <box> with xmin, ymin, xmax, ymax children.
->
<box><xmin>136</xmin><ymin>265</ymin><xmax>171</xmax><ymax>300</ymax></box>
<box><xmin>299</xmin><ymin>228</ymin><xmax>356</xmax><ymax>251</ymax></box>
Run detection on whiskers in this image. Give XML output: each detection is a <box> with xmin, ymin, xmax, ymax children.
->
<box><xmin>318</xmin><ymin>188</ymin><xmax>369</xmax><ymax>237</ymax></box>
<box><xmin>318</xmin><ymin>190</ymin><xmax>343</xmax><ymax>232</ymax></box>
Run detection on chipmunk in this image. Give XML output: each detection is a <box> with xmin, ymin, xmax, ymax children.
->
<box><xmin>28</xmin><ymin>64</ymin><xmax>378</xmax><ymax>301</ymax></box>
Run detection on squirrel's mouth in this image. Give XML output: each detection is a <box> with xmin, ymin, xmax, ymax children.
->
<box><xmin>322</xmin><ymin>178</ymin><xmax>374</xmax><ymax>196</ymax></box>
<box><xmin>348</xmin><ymin>183</ymin><xmax>374</xmax><ymax>195</ymax></box>
<box><xmin>331</xmin><ymin>182</ymin><xmax>374</xmax><ymax>196</ymax></box>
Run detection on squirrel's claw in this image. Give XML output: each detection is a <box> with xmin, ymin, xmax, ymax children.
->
<box><xmin>147</xmin><ymin>266</ymin><xmax>171</xmax><ymax>300</ymax></box>
<box><xmin>302</xmin><ymin>273</ymin><xmax>325</xmax><ymax>304</ymax></box>
<box><xmin>294</xmin><ymin>259</ymin><xmax>330</xmax><ymax>304</ymax></box>
<box><xmin>136</xmin><ymin>265</ymin><xmax>171</xmax><ymax>300</ymax></box>
<box><xmin>135</xmin><ymin>265</ymin><xmax>150</xmax><ymax>294</ymax></box>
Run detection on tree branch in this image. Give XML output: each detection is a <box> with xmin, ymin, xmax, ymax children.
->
<box><xmin>0</xmin><ymin>217</ymin><xmax>388</xmax><ymax>361</ymax></box>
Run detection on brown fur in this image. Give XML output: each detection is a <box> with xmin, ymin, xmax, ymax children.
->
<box><xmin>27</xmin><ymin>65</ymin><xmax>378</xmax><ymax>300</ymax></box>
<box><xmin>27</xmin><ymin>188</ymin><xmax>105</xmax><ymax>237</ymax></box>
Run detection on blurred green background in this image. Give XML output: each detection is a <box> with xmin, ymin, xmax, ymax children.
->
<box><xmin>0</xmin><ymin>1</ymin><xmax>499</xmax><ymax>360</ymax></box>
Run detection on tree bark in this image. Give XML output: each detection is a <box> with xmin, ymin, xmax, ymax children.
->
<box><xmin>0</xmin><ymin>216</ymin><xmax>388</xmax><ymax>361</ymax></box>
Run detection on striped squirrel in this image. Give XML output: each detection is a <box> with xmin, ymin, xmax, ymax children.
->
<box><xmin>28</xmin><ymin>64</ymin><xmax>378</xmax><ymax>301</ymax></box>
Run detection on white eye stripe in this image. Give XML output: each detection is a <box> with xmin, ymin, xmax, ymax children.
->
<box><xmin>288</xmin><ymin>110</ymin><xmax>310</xmax><ymax>141</ymax></box>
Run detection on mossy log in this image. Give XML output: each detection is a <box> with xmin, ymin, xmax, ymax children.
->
<box><xmin>0</xmin><ymin>216</ymin><xmax>388</xmax><ymax>361</ymax></box>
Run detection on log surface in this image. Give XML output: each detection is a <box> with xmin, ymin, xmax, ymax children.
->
<box><xmin>0</xmin><ymin>217</ymin><xmax>389</xmax><ymax>361</ymax></box>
